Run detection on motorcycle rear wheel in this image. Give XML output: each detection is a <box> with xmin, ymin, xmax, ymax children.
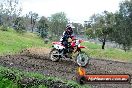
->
<box><xmin>49</xmin><ymin>48</ymin><xmax>60</xmax><ymax>62</ymax></box>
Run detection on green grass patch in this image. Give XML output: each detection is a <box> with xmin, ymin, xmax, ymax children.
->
<box><xmin>82</xmin><ymin>41</ymin><xmax>101</xmax><ymax>49</ymax></box>
<box><xmin>0</xmin><ymin>66</ymin><xmax>90</xmax><ymax>88</ymax></box>
<box><xmin>0</xmin><ymin>78</ymin><xmax>18</xmax><ymax>88</ymax></box>
<box><xmin>0</xmin><ymin>29</ymin><xmax>50</xmax><ymax>55</ymax></box>
<box><xmin>82</xmin><ymin>42</ymin><xmax>132</xmax><ymax>62</ymax></box>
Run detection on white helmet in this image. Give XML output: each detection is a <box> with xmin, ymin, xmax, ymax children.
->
<box><xmin>66</xmin><ymin>24</ymin><xmax>75</xmax><ymax>29</ymax></box>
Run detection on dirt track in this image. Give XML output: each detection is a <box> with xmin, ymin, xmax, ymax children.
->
<box><xmin>0</xmin><ymin>48</ymin><xmax>132</xmax><ymax>88</ymax></box>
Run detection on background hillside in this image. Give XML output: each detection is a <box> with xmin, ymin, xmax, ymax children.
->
<box><xmin>0</xmin><ymin>28</ymin><xmax>45</xmax><ymax>55</ymax></box>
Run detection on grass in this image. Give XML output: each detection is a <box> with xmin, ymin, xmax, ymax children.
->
<box><xmin>81</xmin><ymin>41</ymin><xmax>132</xmax><ymax>62</ymax></box>
<box><xmin>0</xmin><ymin>77</ymin><xmax>18</xmax><ymax>88</ymax></box>
<box><xmin>0</xmin><ymin>66</ymin><xmax>90</xmax><ymax>88</ymax></box>
<box><xmin>0</xmin><ymin>28</ymin><xmax>48</xmax><ymax>55</ymax></box>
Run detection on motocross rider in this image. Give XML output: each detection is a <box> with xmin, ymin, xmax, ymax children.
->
<box><xmin>61</xmin><ymin>24</ymin><xmax>74</xmax><ymax>54</ymax></box>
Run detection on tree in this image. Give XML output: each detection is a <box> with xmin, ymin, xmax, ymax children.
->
<box><xmin>100</xmin><ymin>11</ymin><xmax>115</xmax><ymax>49</ymax></box>
<box><xmin>48</xmin><ymin>12</ymin><xmax>68</xmax><ymax>36</ymax></box>
<box><xmin>37</xmin><ymin>16</ymin><xmax>48</xmax><ymax>38</ymax></box>
<box><xmin>2</xmin><ymin>0</ymin><xmax>22</xmax><ymax>27</ymax></box>
<box><xmin>72</xmin><ymin>22</ymin><xmax>83</xmax><ymax>35</ymax></box>
<box><xmin>84</xmin><ymin>21</ymin><xmax>92</xmax><ymax>30</ymax></box>
<box><xmin>110</xmin><ymin>0</ymin><xmax>132</xmax><ymax>51</ymax></box>
<box><xmin>89</xmin><ymin>12</ymin><xmax>114</xmax><ymax>49</ymax></box>
<box><xmin>0</xmin><ymin>3</ymin><xmax>4</xmax><ymax>26</ymax></box>
<box><xmin>85</xmin><ymin>28</ymin><xmax>95</xmax><ymax>39</ymax></box>
<box><xmin>13</xmin><ymin>17</ymin><xmax>26</xmax><ymax>33</ymax></box>
<box><xmin>0</xmin><ymin>15</ymin><xmax>2</xmax><ymax>26</ymax></box>
<box><xmin>22</xmin><ymin>14</ymin><xmax>32</xmax><ymax>31</ymax></box>
<box><xmin>28</xmin><ymin>11</ymin><xmax>38</xmax><ymax>32</ymax></box>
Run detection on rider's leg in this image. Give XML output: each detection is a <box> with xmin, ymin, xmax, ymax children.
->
<box><xmin>61</xmin><ymin>41</ymin><xmax>67</xmax><ymax>54</ymax></box>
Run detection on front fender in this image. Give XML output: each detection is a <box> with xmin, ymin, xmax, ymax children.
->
<box><xmin>78</xmin><ymin>46</ymin><xmax>86</xmax><ymax>48</ymax></box>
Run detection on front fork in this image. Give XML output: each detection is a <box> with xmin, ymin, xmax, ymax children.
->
<box><xmin>71</xmin><ymin>47</ymin><xmax>80</xmax><ymax>59</ymax></box>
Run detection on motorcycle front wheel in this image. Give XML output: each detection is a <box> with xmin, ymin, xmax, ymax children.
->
<box><xmin>49</xmin><ymin>48</ymin><xmax>60</xmax><ymax>62</ymax></box>
<box><xmin>76</xmin><ymin>51</ymin><xmax>90</xmax><ymax>67</ymax></box>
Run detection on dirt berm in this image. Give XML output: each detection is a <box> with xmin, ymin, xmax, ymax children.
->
<box><xmin>0</xmin><ymin>47</ymin><xmax>131</xmax><ymax>88</ymax></box>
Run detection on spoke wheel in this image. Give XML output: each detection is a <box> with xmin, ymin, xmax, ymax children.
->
<box><xmin>76</xmin><ymin>51</ymin><xmax>90</xmax><ymax>67</ymax></box>
<box><xmin>49</xmin><ymin>49</ymin><xmax>60</xmax><ymax>62</ymax></box>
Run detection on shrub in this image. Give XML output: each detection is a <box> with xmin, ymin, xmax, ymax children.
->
<box><xmin>13</xmin><ymin>17</ymin><xmax>26</xmax><ymax>33</ymax></box>
<box><xmin>0</xmin><ymin>25</ymin><xmax>8</xmax><ymax>31</ymax></box>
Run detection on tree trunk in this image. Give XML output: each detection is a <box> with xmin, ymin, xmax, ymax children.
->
<box><xmin>31</xmin><ymin>16</ymin><xmax>34</xmax><ymax>32</ymax></box>
<box><xmin>123</xmin><ymin>45</ymin><xmax>127</xmax><ymax>52</ymax></box>
<box><xmin>31</xmin><ymin>24</ymin><xmax>34</xmax><ymax>32</ymax></box>
<box><xmin>102</xmin><ymin>36</ymin><xmax>106</xmax><ymax>49</ymax></box>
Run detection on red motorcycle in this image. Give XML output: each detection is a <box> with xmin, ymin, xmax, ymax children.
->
<box><xmin>49</xmin><ymin>37</ymin><xmax>89</xmax><ymax>67</ymax></box>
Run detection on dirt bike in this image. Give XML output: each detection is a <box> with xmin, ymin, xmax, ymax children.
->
<box><xmin>49</xmin><ymin>37</ymin><xmax>90</xmax><ymax>67</ymax></box>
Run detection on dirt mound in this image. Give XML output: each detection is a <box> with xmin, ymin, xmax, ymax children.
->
<box><xmin>21</xmin><ymin>47</ymin><xmax>51</xmax><ymax>59</ymax></box>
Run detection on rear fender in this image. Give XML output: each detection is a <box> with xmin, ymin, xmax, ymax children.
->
<box><xmin>53</xmin><ymin>44</ymin><xmax>65</xmax><ymax>50</ymax></box>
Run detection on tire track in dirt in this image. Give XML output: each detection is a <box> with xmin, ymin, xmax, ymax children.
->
<box><xmin>0</xmin><ymin>48</ymin><xmax>131</xmax><ymax>88</ymax></box>
<box><xmin>0</xmin><ymin>55</ymin><xmax>78</xmax><ymax>80</ymax></box>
